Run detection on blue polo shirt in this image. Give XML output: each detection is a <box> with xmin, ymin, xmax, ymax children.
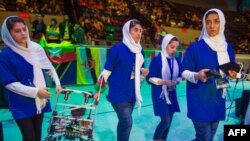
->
<box><xmin>146</xmin><ymin>53</ymin><xmax>182</xmax><ymax>116</ymax></box>
<box><xmin>182</xmin><ymin>39</ymin><xmax>235</xmax><ymax>122</ymax></box>
<box><xmin>105</xmin><ymin>42</ymin><xmax>144</xmax><ymax>103</ymax></box>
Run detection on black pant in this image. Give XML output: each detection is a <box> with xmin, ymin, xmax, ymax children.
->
<box><xmin>153</xmin><ymin>115</ymin><xmax>173</xmax><ymax>140</ymax></box>
<box><xmin>15</xmin><ymin>114</ymin><xmax>44</xmax><ymax>141</ymax></box>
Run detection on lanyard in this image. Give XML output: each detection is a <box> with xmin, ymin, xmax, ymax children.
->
<box><xmin>167</xmin><ymin>57</ymin><xmax>174</xmax><ymax>80</ymax></box>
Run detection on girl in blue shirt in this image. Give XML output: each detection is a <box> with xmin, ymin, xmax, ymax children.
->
<box><xmin>0</xmin><ymin>16</ymin><xmax>62</xmax><ymax>141</ymax></box>
<box><xmin>182</xmin><ymin>9</ymin><xmax>237</xmax><ymax>141</ymax></box>
<box><xmin>94</xmin><ymin>19</ymin><xmax>149</xmax><ymax>141</ymax></box>
<box><xmin>147</xmin><ymin>34</ymin><xmax>182</xmax><ymax>141</ymax></box>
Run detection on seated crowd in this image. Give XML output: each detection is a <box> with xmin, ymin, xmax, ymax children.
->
<box><xmin>0</xmin><ymin>0</ymin><xmax>249</xmax><ymax>53</ymax></box>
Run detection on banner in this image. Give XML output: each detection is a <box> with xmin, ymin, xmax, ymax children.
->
<box><xmin>43</xmin><ymin>42</ymin><xmax>77</xmax><ymax>85</ymax></box>
<box><xmin>44</xmin><ymin>42</ymin><xmax>76</xmax><ymax>64</ymax></box>
<box><xmin>76</xmin><ymin>47</ymin><xmax>109</xmax><ymax>85</ymax></box>
<box><xmin>41</xmin><ymin>43</ymin><xmax>183</xmax><ymax>85</ymax></box>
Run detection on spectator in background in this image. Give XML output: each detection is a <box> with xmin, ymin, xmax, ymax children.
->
<box><xmin>85</xmin><ymin>32</ymin><xmax>93</xmax><ymax>45</ymax></box>
<box><xmin>46</xmin><ymin>18</ymin><xmax>60</xmax><ymax>43</ymax></box>
<box><xmin>16</xmin><ymin>0</ymin><xmax>27</xmax><ymax>11</ymax></box>
<box><xmin>54</xmin><ymin>3</ymin><xmax>63</xmax><ymax>15</ymax></box>
<box><xmin>59</xmin><ymin>15</ymin><xmax>74</xmax><ymax>42</ymax></box>
<box><xmin>72</xmin><ymin>23</ymin><xmax>85</xmax><ymax>44</ymax></box>
<box><xmin>40</xmin><ymin>3</ymin><xmax>50</xmax><ymax>14</ymax></box>
<box><xmin>31</xmin><ymin>14</ymin><xmax>46</xmax><ymax>42</ymax></box>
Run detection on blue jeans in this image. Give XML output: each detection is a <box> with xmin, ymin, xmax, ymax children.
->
<box><xmin>111</xmin><ymin>102</ymin><xmax>135</xmax><ymax>141</ymax></box>
<box><xmin>153</xmin><ymin>115</ymin><xmax>173</xmax><ymax>140</ymax></box>
<box><xmin>192</xmin><ymin>121</ymin><xmax>219</xmax><ymax>141</ymax></box>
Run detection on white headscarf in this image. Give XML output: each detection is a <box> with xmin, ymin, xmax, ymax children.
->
<box><xmin>161</xmin><ymin>34</ymin><xmax>180</xmax><ymax>104</ymax></box>
<box><xmin>1</xmin><ymin>16</ymin><xmax>54</xmax><ymax>113</ymax></box>
<box><xmin>199</xmin><ymin>8</ymin><xmax>229</xmax><ymax>65</ymax></box>
<box><xmin>1</xmin><ymin>16</ymin><xmax>53</xmax><ymax>69</ymax></box>
<box><xmin>122</xmin><ymin>19</ymin><xmax>144</xmax><ymax>110</ymax></box>
<box><xmin>199</xmin><ymin>9</ymin><xmax>230</xmax><ymax>98</ymax></box>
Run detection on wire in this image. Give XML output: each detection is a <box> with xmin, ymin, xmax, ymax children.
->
<box><xmin>225</xmin><ymin>62</ymin><xmax>245</xmax><ymax>121</ymax></box>
<box><xmin>238</xmin><ymin>62</ymin><xmax>244</xmax><ymax>73</ymax></box>
<box><xmin>225</xmin><ymin>77</ymin><xmax>247</xmax><ymax>123</ymax></box>
<box><xmin>226</xmin><ymin>80</ymin><xmax>238</xmax><ymax>121</ymax></box>
<box><xmin>236</xmin><ymin>62</ymin><xmax>244</xmax><ymax>83</ymax></box>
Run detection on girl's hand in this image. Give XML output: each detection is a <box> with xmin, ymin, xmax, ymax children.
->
<box><xmin>94</xmin><ymin>92</ymin><xmax>100</xmax><ymax>101</ymax></box>
<box><xmin>166</xmin><ymin>80</ymin><xmax>176</xmax><ymax>88</ymax></box>
<box><xmin>141</xmin><ymin>68</ymin><xmax>149</xmax><ymax>76</ymax></box>
<box><xmin>37</xmin><ymin>88</ymin><xmax>51</xmax><ymax>99</ymax></box>
<box><xmin>196</xmin><ymin>69</ymin><xmax>210</xmax><ymax>82</ymax></box>
<box><xmin>56</xmin><ymin>85</ymin><xmax>63</xmax><ymax>94</ymax></box>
